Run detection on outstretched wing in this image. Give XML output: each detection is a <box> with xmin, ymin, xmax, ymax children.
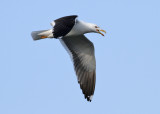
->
<box><xmin>51</xmin><ymin>15</ymin><xmax>78</xmax><ymax>38</ymax></box>
<box><xmin>60</xmin><ymin>35</ymin><xmax>96</xmax><ymax>102</ymax></box>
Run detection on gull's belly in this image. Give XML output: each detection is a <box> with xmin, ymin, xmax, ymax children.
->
<box><xmin>65</xmin><ymin>20</ymin><xmax>87</xmax><ymax>37</ymax></box>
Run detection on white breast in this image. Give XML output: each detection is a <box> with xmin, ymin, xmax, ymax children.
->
<box><xmin>66</xmin><ymin>20</ymin><xmax>92</xmax><ymax>37</ymax></box>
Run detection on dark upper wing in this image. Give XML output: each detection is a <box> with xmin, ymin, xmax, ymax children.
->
<box><xmin>53</xmin><ymin>15</ymin><xmax>78</xmax><ymax>38</ymax></box>
<box><xmin>60</xmin><ymin>35</ymin><xmax>96</xmax><ymax>102</ymax></box>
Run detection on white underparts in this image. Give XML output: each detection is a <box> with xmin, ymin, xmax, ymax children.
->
<box><xmin>65</xmin><ymin>20</ymin><xmax>95</xmax><ymax>37</ymax></box>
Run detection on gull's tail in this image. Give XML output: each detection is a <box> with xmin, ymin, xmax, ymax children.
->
<box><xmin>31</xmin><ymin>29</ymin><xmax>53</xmax><ymax>40</ymax></box>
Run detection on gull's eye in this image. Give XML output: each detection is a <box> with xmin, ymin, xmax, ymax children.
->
<box><xmin>95</xmin><ymin>26</ymin><xmax>98</xmax><ymax>28</ymax></box>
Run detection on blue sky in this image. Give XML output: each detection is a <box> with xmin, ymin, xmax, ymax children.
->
<box><xmin>0</xmin><ymin>0</ymin><xmax>160</xmax><ymax>114</ymax></box>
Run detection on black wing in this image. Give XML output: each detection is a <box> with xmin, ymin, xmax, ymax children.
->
<box><xmin>53</xmin><ymin>15</ymin><xmax>78</xmax><ymax>38</ymax></box>
<box><xmin>60</xmin><ymin>35</ymin><xmax>96</xmax><ymax>102</ymax></box>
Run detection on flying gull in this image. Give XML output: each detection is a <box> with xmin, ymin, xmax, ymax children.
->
<box><xmin>31</xmin><ymin>15</ymin><xmax>106</xmax><ymax>102</ymax></box>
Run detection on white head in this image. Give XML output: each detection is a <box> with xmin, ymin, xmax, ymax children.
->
<box><xmin>87</xmin><ymin>23</ymin><xmax>106</xmax><ymax>36</ymax></box>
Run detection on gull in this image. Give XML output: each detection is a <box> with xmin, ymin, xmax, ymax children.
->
<box><xmin>31</xmin><ymin>15</ymin><xmax>106</xmax><ymax>102</ymax></box>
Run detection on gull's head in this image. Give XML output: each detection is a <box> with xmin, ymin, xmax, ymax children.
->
<box><xmin>88</xmin><ymin>23</ymin><xmax>106</xmax><ymax>36</ymax></box>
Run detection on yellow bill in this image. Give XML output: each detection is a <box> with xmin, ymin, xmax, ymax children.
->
<box><xmin>97</xmin><ymin>29</ymin><xmax>106</xmax><ymax>36</ymax></box>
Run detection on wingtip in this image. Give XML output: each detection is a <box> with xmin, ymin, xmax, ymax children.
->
<box><xmin>85</xmin><ymin>95</ymin><xmax>93</xmax><ymax>102</ymax></box>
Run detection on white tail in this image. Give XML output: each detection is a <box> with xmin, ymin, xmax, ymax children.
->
<box><xmin>31</xmin><ymin>29</ymin><xmax>53</xmax><ymax>40</ymax></box>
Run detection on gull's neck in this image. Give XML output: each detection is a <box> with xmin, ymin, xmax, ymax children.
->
<box><xmin>66</xmin><ymin>20</ymin><xmax>94</xmax><ymax>37</ymax></box>
<box><xmin>77</xmin><ymin>20</ymin><xmax>94</xmax><ymax>33</ymax></box>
